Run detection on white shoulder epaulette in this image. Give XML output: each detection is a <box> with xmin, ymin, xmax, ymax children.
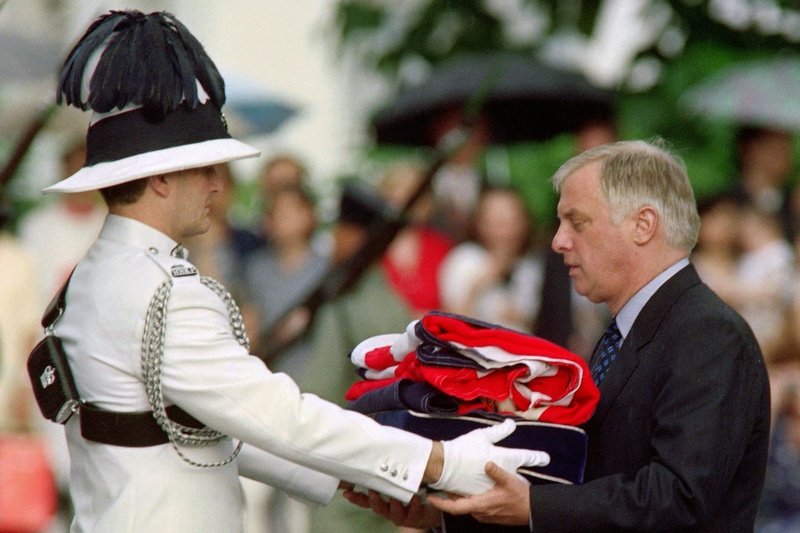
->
<box><xmin>144</xmin><ymin>248</ymin><xmax>199</xmax><ymax>281</ymax></box>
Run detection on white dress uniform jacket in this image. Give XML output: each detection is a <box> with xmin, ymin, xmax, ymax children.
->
<box><xmin>56</xmin><ymin>215</ymin><xmax>432</xmax><ymax>533</ymax></box>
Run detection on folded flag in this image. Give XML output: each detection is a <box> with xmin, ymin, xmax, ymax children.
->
<box><xmin>346</xmin><ymin>311</ymin><xmax>599</xmax><ymax>426</ymax></box>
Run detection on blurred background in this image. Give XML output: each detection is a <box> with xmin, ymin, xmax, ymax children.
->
<box><xmin>3</xmin><ymin>1</ymin><xmax>800</xmax><ymax>533</ymax></box>
<box><xmin>3</xmin><ymin>0</ymin><xmax>799</xmax><ymax>225</ymax></box>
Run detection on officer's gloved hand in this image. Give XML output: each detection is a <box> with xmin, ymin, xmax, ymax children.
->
<box><xmin>428</xmin><ymin>419</ymin><xmax>550</xmax><ymax>495</ymax></box>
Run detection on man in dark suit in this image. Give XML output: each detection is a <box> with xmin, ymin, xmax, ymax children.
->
<box><xmin>349</xmin><ymin>139</ymin><xmax>771</xmax><ymax>531</ymax></box>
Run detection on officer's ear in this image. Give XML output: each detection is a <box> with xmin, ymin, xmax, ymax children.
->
<box><xmin>148</xmin><ymin>174</ymin><xmax>171</xmax><ymax>198</ymax></box>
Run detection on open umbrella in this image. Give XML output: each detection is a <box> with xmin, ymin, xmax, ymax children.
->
<box><xmin>680</xmin><ymin>56</ymin><xmax>800</xmax><ymax>131</ymax></box>
<box><xmin>373</xmin><ymin>51</ymin><xmax>615</xmax><ymax>146</ymax></box>
<box><xmin>221</xmin><ymin>70</ymin><xmax>299</xmax><ymax>137</ymax></box>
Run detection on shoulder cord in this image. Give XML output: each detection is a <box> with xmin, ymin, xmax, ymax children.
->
<box><xmin>141</xmin><ymin>276</ymin><xmax>250</xmax><ymax>468</ymax></box>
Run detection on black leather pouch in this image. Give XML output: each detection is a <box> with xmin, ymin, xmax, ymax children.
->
<box><xmin>27</xmin><ymin>334</ymin><xmax>80</xmax><ymax>424</ymax></box>
<box><xmin>26</xmin><ymin>271</ymin><xmax>80</xmax><ymax>424</ymax></box>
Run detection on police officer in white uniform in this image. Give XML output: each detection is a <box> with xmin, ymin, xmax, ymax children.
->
<box><xmin>37</xmin><ymin>10</ymin><xmax>549</xmax><ymax>533</ymax></box>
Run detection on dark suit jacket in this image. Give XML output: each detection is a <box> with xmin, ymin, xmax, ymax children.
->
<box><xmin>529</xmin><ymin>264</ymin><xmax>770</xmax><ymax>532</ymax></box>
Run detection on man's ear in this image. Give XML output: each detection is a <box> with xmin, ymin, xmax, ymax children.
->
<box><xmin>632</xmin><ymin>205</ymin><xmax>658</xmax><ymax>245</ymax></box>
<box><xmin>147</xmin><ymin>174</ymin><xmax>170</xmax><ymax>198</ymax></box>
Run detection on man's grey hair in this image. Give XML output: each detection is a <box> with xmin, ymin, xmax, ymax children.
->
<box><xmin>552</xmin><ymin>139</ymin><xmax>700</xmax><ymax>252</ymax></box>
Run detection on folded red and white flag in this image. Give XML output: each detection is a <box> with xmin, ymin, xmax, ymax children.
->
<box><xmin>347</xmin><ymin>311</ymin><xmax>599</xmax><ymax>426</ymax></box>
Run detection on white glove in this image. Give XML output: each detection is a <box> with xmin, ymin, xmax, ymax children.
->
<box><xmin>428</xmin><ymin>419</ymin><xmax>550</xmax><ymax>496</ymax></box>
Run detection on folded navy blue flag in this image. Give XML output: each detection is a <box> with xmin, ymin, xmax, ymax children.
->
<box><xmin>346</xmin><ymin>379</ymin><xmax>459</xmax><ymax>416</ymax></box>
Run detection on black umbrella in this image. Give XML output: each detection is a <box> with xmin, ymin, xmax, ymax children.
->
<box><xmin>373</xmin><ymin>51</ymin><xmax>616</xmax><ymax>146</ymax></box>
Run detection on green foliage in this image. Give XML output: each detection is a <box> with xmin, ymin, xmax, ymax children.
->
<box><xmin>666</xmin><ymin>1</ymin><xmax>800</xmax><ymax>56</ymax></box>
<box><xmin>375</xmin><ymin>0</ymin><xmax>511</xmax><ymax>74</ymax></box>
<box><xmin>335</xmin><ymin>2</ymin><xmax>385</xmax><ymax>40</ymax></box>
<box><xmin>333</xmin><ymin>0</ymin><xmax>800</xmax><ymax>219</ymax></box>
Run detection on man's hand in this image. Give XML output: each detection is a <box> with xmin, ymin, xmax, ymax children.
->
<box><xmin>427</xmin><ymin>461</ymin><xmax>532</xmax><ymax>526</ymax></box>
<box><xmin>428</xmin><ymin>419</ymin><xmax>550</xmax><ymax>495</ymax></box>
<box><xmin>342</xmin><ymin>489</ymin><xmax>442</xmax><ymax>529</ymax></box>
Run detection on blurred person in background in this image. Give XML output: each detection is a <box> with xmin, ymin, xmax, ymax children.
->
<box><xmin>755</xmin><ymin>260</ymin><xmax>800</xmax><ymax>531</ymax></box>
<box><xmin>691</xmin><ymin>193</ymin><xmax>743</xmax><ymax>307</ymax></box>
<box><xmin>16</xmin><ymin>139</ymin><xmax>107</xmax><ymax>532</ymax></box>
<box><xmin>0</xmin><ymin>210</ymin><xmax>39</xmax><ymax>435</ymax></box>
<box><xmin>427</xmin><ymin>108</ymin><xmax>491</xmax><ymax>244</ymax></box>
<box><xmin>730</xmin><ymin>204</ymin><xmax>796</xmax><ymax>361</ymax></box>
<box><xmin>243</xmin><ymin>185</ymin><xmax>328</xmax><ymax>376</ymax></box>
<box><xmin>377</xmin><ymin>162</ymin><xmax>453</xmax><ymax>318</ymax></box>
<box><xmin>17</xmin><ymin>139</ymin><xmax>107</xmax><ymax>313</ymax></box>
<box><xmin>258</xmin><ymin>154</ymin><xmax>308</xmax><ymax>212</ymax></box>
<box><xmin>186</xmin><ymin>164</ymin><xmax>289</xmax><ymax>533</ymax></box>
<box><xmin>0</xmin><ymin>221</ymin><xmax>57</xmax><ymax>533</ymax></box>
<box><xmin>754</xmin><ymin>195</ymin><xmax>800</xmax><ymax>531</ymax></box>
<box><xmin>574</xmin><ymin>118</ymin><xmax>618</xmax><ymax>154</ymax></box>
<box><xmin>248</xmin><ymin>152</ymin><xmax>331</xmax><ymax>268</ymax></box>
<box><xmin>732</xmin><ymin>125</ymin><xmax>796</xmax><ymax>242</ymax></box>
<box><xmin>438</xmin><ymin>186</ymin><xmax>544</xmax><ymax>333</ymax></box>
<box><xmin>0</xmin><ymin>230</ymin><xmax>39</xmax><ymax>426</ymax></box>
<box><xmin>303</xmin><ymin>183</ymin><xmax>414</xmax><ymax>533</ymax></box>
<box><xmin>204</xmin><ymin>154</ymin><xmax>311</xmax><ymax>286</ymax></box>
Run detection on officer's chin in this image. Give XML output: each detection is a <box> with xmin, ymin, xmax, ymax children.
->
<box><xmin>184</xmin><ymin>219</ymin><xmax>212</xmax><ymax>240</ymax></box>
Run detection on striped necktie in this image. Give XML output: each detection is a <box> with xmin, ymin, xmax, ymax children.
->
<box><xmin>591</xmin><ymin>318</ymin><xmax>622</xmax><ymax>386</ymax></box>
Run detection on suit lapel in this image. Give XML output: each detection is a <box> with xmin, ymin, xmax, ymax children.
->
<box><xmin>590</xmin><ymin>265</ymin><xmax>702</xmax><ymax>424</ymax></box>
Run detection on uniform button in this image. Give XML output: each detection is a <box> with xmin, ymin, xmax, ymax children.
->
<box><xmin>402</xmin><ymin>469</ymin><xmax>409</xmax><ymax>481</ymax></box>
<box><xmin>148</xmin><ymin>247</ymin><xmax>159</xmax><ymax>254</ymax></box>
<box><xmin>391</xmin><ymin>468</ymin><xmax>398</xmax><ymax>477</ymax></box>
<box><xmin>380</xmin><ymin>463</ymin><xmax>389</xmax><ymax>472</ymax></box>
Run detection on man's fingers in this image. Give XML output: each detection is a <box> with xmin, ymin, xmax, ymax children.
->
<box><xmin>426</xmin><ymin>492</ymin><xmax>472</xmax><ymax>516</ymax></box>
<box><xmin>427</xmin><ymin>463</ymin><xmax>533</xmax><ymax>526</ymax></box>
<box><xmin>342</xmin><ymin>489</ymin><xmax>371</xmax><ymax>509</ymax></box>
<box><xmin>345</xmin><ymin>491</ymin><xmax>442</xmax><ymax>529</ymax></box>
<box><xmin>425</xmin><ymin>462</ymin><xmax>518</xmax><ymax>516</ymax></box>
<box><xmin>386</xmin><ymin>493</ymin><xmax>422</xmax><ymax>525</ymax></box>
<box><xmin>341</xmin><ymin>489</ymin><xmax>392</xmax><ymax>517</ymax></box>
<box><xmin>367</xmin><ymin>490</ymin><xmax>392</xmax><ymax>517</ymax></box>
<box><xmin>484</xmin><ymin>460</ymin><xmax>508</xmax><ymax>481</ymax></box>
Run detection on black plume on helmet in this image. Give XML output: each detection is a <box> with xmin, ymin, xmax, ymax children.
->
<box><xmin>57</xmin><ymin>10</ymin><xmax>226</xmax><ymax>120</ymax></box>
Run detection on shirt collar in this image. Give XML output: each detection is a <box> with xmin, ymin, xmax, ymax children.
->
<box><xmin>99</xmin><ymin>214</ymin><xmax>183</xmax><ymax>258</ymax></box>
<box><xmin>615</xmin><ymin>257</ymin><xmax>689</xmax><ymax>338</ymax></box>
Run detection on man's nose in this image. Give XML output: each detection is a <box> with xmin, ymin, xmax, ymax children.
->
<box><xmin>551</xmin><ymin>225</ymin><xmax>568</xmax><ymax>253</ymax></box>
